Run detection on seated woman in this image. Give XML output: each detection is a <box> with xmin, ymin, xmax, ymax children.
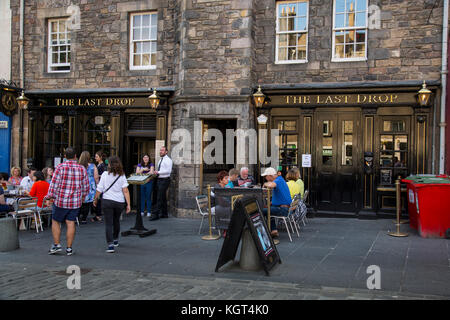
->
<box><xmin>212</xmin><ymin>170</ymin><xmax>230</xmax><ymax>237</ymax></box>
<box><xmin>26</xmin><ymin>171</ymin><xmax>50</xmax><ymax>226</ymax></box>
<box><xmin>292</xmin><ymin>167</ymin><xmax>305</xmax><ymax>199</ymax></box>
<box><xmin>286</xmin><ymin>167</ymin><xmax>303</xmax><ymax>200</ymax></box>
<box><xmin>8</xmin><ymin>167</ymin><xmax>22</xmax><ymax>187</ymax></box>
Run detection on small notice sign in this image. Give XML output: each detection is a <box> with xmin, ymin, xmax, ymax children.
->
<box><xmin>0</xmin><ymin>121</ymin><xmax>8</xmax><ymax>129</ymax></box>
<box><xmin>302</xmin><ymin>154</ymin><xmax>312</xmax><ymax>168</ymax></box>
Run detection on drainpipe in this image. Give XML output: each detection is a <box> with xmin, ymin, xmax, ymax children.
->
<box><xmin>439</xmin><ymin>0</ymin><xmax>449</xmax><ymax>174</ymax></box>
<box><xmin>19</xmin><ymin>0</ymin><xmax>24</xmax><ymax>169</ymax></box>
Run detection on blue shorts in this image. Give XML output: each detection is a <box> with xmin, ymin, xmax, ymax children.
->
<box><xmin>52</xmin><ymin>205</ymin><xmax>80</xmax><ymax>223</ymax></box>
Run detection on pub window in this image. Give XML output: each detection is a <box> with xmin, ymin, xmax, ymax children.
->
<box><xmin>379</xmin><ymin>120</ymin><xmax>408</xmax><ymax>185</ymax></box>
<box><xmin>275</xmin><ymin>1</ymin><xmax>309</xmax><ymax>64</ymax></box>
<box><xmin>48</xmin><ymin>18</ymin><xmax>71</xmax><ymax>73</ymax></box>
<box><xmin>83</xmin><ymin>116</ymin><xmax>113</xmax><ymax>158</ymax></box>
<box><xmin>41</xmin><ymin>116</ymin><xmax>69</xmax><ymax>167</ymax></box>
<box><xmin>277</xmin><ymin>120</ymin><xmax>299</xmax><ymax>176</ymax></box>
<box><xmin>332</xmin><ymin>0</ymin><xmax>368</xmax><ymax>61</ymax></box>
<box><xmin>130</xmin><ymin>12</ymin><xmax>157</xmax><ymax>70</ymax></box>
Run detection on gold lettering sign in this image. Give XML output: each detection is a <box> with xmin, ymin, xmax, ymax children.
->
<box><xmin>277</xmin><ymin>93</ymin><xmax>413</xmax><ymax>106</ymax></box>
<box><xmin>55</xmin><ymin>98</ymin><xmax>136</xmax><ymax>107</ymax></box>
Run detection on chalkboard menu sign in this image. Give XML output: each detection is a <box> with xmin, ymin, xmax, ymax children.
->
<box><xmin>215</xmin><ymin>196</ymin><xmax>281</xmax><ymax>276</ymax></box>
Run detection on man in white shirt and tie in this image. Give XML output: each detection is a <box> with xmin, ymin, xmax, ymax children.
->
<box><xmin>150</xmin><ymin>146</ymin><xmax>173</xmax><ymax>221</ymax></box>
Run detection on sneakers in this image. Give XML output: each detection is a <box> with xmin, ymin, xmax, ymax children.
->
<box><xmin>48</xmin><ymin>244</ymin><xmax>62</xmax><ymax>255</ymax></box>
<box><xmin>66</xmin><ymin>247</ymin><xmax>73</xmax><ymax>256</ymax></box>
<box><xmin>141</xmin><ymin>212</ymin><xmax>145</xmax><ymax>216</ymax></box>
<box><xmin>106</xmin><ymin>244</ymin><xmax>115</xmax><ymax>253</ymax></box>
<box><xmin>113</xmin><ymin>240</ymin><xmax>119</xmax><ymax>247</ymax></box>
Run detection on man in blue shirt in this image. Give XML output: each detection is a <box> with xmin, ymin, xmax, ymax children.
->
<box><xmin>261</xmin><ymin>167</ymin><xmax>292</xmax><ymax>238</ymax></box>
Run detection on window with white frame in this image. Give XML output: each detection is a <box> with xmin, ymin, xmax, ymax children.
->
<box><xmin>333</xmin><ymin>0</ymin><xmax>368</xmax><ymax>61</ymax></box>
<box><xmin>276</xmin><ymin>1</ymin><xmax>309</xmax><ymax>63</ymax></box>
<box><xmin>130</xmin><ymin>12</ymin><xmax>157</xmax><ymax>70</ymax></box>
<box><xmin>48</xmin><ymin>18</ymin><xmax>71</xmax><ymax>73</ymax></box>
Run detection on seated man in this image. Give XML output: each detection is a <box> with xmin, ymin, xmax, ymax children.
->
<box><xmin>226</xmin><ymin>168</ymin><xmax>239</xmax><ymax>188</ymax></box>
<box><xmin>237</xmin><ymin>167</ymin><xmax>256</xmax><ymax>187</ymax></box>
<box><xmin>261</xmin><ymin>167</ymin><xmax>292</xmax><ymax>238</ymax></box>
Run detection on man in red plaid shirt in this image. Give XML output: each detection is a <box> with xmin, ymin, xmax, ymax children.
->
<box><xmin>45</xmin><ymin>147</ymin><xmax>90</xmax><ymax>256</ymax></box>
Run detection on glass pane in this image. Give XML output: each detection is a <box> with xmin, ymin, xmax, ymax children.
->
<box><xmin>345</xmin><ymin>44</ymin><xmax>354</xmax><ymax>58</ymax></box>
<box><xmin>356</xmin><ymin>0</ymin><xmax>367</xmax><ymax>11</ymax></box>
<box><xmin>150</xmin><ymin>26</ymin><xmax>157</xmax><ymax>40</ymax></box>
<box><xmin>133</xmin><ymin>54</ymin><xmax>141</xmax><ymax>66</ymax></box>
<box><xmin>335</xmin><ymin>14</ymin><xmax>345</xmax><ymax>28</ymax></box>
<box><xmin>142</xmin><ymin>14</ymin><xmax>150</xmax><ymax>27</ymax></box>
<box><xmin>142</xmin><ymin>27</ymin><xmax>150</xmax><ymax>40</ymax></box>
<box><xmin>142</xmin><ymin>54</ymin><xmax>150</xmax><ymax>66</ymax></box>
<box><xmin>336</xmin><ymin>0</ymin><xmax>345</xmax><ymax>13</ymax></box>
<box><xmin>278</xmin><ymin>47</ymin><xmax>287</xmax><ymax>61</ymax></box>
<box><xmin>356</xmin><ymin>30</ymin><xmax>366</xmax><ymax>43</ymax></box>
<box><xmin>134</xmin><ymin>42</ymin><xmax>142</xmax><ymax>54</ymax></box>
<box><xmin>347</xmin><ymin>12</ymin><xmax>355</xmax><ymax>27</ymax></box>
<box><xmin>151</xmin><ymin>14</ymin><xmax>157</xmax><ymax>27</ymax></box>
<box><xmin>298</xmin><ymin>33</ymin><xmax>307</xmax><ymax>46</ymax></box>
<box><xmin>288</xmin><ymin>47</ymin><xmax>297</xmax><ymax>60</ymax></box>
<box><xmin>380</xmin><ymin>151</ymin><xmax>393</xmax><ymax>167</ymax></box>
<box><xmin>335</xmin><ymin>31</ymin><xmax>345</xmax><ymax>45</ymax></box>
<box><xmin>284</xmin><ymin>121</ymin><xmax>296</xmax><ymax>131</ymax></box>
<box><xmin>395</xmin><ymin>136</ymin><xmax>408</xmax><ymax>151</ymax></box>
<box><xmin>381</xmin><ymin>135</ymin><xmax>394</xmax><ymax>150</ymax></box>
<box><xmin>287</xmin><ymin>17</ymin><xmax>295</xmax><ymax>31</ymax></box>
<box><xmin>143</xmin><ymin>42</ymin><xmax>151</xmax><ymax>53</ymax></box>
<box><xmin>279</xmin><ymin>4</ymin><xmax>289</xmax><ymax>17</ymax></box>
<box><xmin>151</xmin><ymin>41</ymin><xmax>157</xmax><ymax>53</ymax></box>
<box><xmin>60</xmin><ymin>52</ymin><xmax>66</xmax><ymax>63</ymax></box>
<box><xmin>342</xmin><ymin>121</ymin><xmax>353</xmax><ymax>166</ymax></box>
<box><xmin>297</xmin><ymin>46</ymin><xmax>307</xmax><ymax>60</ymax></box>
<box><xmin>295</xmin><ymin>17</ymin><xmax>307</xmax><ymax>31</ymax></box>
<box><xmin>279</xmin><ymin>17</ymin><xmax>288</xmax><ymax>31</ymax></box>
<box><xmin>133</xmin><ymin>15</ymin><xmax>141</xmax><ymax>28</ymax></box>
<box><xmin>322</xmin><ymin>120</ymin><xmax>333</xmax><ymax>166</ymax></box>
<box><xmin>288</xmin><ymin>33</ymin><xmax>297</xmax><ymax>46</ymax></box>
<box><xmin>346</xmin><ymin>31</ymin><xmax>355</xmax><ymax>44</ymax></box>
<box><xmin>51</xmin><ymin>21</ymin><xmax>58</xmax><ymax>33</ymax></box>
<box><xmin>356</xmin><ymin>12</ymin><xmax>366</xmax><ymax>27</ymax></box>
<box><xmin>298</xmin><ymin>2</ymin><xmax>308</xmax><ymax>16</ymax></box>
<box><xmin>383</xmin><ymin>121</ymin><xmax>406</xmax><ymax>132</ymax></box>
<box><xmin>355</xmin><ymin>43</ymin><xmax>365</xmax><ymax>57</ymax></box>
<box><xmin>279</xmin><ymin>34</ymin><xmax>288</xmax><ymax>47</ymax></box>
<box><xmin>151</xmin><ymin>53</ymin><xmax>156</xmax><ymax>65</ymax></box>
<box><xmin>133</xmin><ymin>28</ymin><xmax>141</xmax><ymax>41</ymax></box>
<box><xmin>52</xmin><ymin>53</ymin><xmax>58</xmax><ymax>64</ymax></box>
<box><xmin>335</xmin><ymin>44</ymin><xmax>344</xmax><ymax>58</ymax></box>
<box><xmin>59</xmin><ymin>21</ymin><xmax>66</xmax><ymax>32</ymax></box>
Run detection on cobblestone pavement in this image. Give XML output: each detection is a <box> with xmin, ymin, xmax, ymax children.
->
<box><xmin>0</xmin><ymin>214</ymin><xmax>449</xmax><ymax>300</ymax></box>
<box><xmin>0</xmin><ymin>262</ymin><xmax>448</xmax><ymax>300</ymax></box>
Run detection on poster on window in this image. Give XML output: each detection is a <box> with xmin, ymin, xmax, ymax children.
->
<box><xmin>302</xmin><ymin>154</ymin><xmax>312</xmax><ymax>168</ymax></box>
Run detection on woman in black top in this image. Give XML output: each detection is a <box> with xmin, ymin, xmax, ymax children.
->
<box><xmin>92</xmin><ymin>151</ymin><xmax>107</xmax><ymax>222</ymax></box>
<box><xmin>136</xmin><ymin>154</ymin><xmax>155</xmax><ymax>217</ymax></box>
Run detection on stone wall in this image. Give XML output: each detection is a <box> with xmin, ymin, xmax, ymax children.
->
<box><xmin>10</xmin><ymin>0</ymin><xmax>176</xmax><ymax>90</ymax></box>
<box><xmin>254</xmin><ymin>0</ymin><xmax>444</xmax><ymax>84</ymax></box>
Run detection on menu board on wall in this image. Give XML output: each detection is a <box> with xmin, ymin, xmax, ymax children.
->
<box><xmin>380</xmin><ymin>169</ymin><xmax>392</xmax><ymax>185</ymax></box>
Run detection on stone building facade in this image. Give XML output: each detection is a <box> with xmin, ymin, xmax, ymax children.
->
<box><xmin>9</xmin><ymin>0</ymin><xmax>448</xmax><ymax>217</ymax></box>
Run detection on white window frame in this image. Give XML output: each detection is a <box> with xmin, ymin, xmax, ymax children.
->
<box><xmin>332</xmin><ymin>0</ymin><xmax>368</xmax><ymax>62</ymax></box>
<box><xmin>47</xmin><ymin>18</ymin><xmax>71</xmax><ymax>73</ymax></box>
<box><xmin>129</xmin><ymin>12</ymin><xmax>157</xmax><ymax>71</ymax></box>
<box><xmin>331</xmin><ymin>0</ymin><xmax>369</xmax><ymax>62</ymax></box>
<box><xmin>275</xmin><ymin>0</ymin><xmax>309</xmax><ymax>64</ymax></box>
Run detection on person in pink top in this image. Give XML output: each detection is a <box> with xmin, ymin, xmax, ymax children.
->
<box><xmin>45</xmin><ymin>147</ymin><xmax>89</xmax><ymax>256</ymax></box>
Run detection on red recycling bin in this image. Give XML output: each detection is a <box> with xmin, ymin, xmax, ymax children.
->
<box><xmin>403</xmin><ymin>175</ymin><xmax>450</xmax><ymax>238</ymax></box>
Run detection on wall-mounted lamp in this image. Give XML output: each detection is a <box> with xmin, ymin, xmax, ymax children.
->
<box><xmin>417</xmin><ymin>81</ymin><xmax>432</xmax><ymax>107</ymax></box>
<box><xmin>253</xmin><ymin>85</ymin><xmax>266</xmax><ymax>108</ymax></box>
<box><xmin>148</xmin><ymin>88</ymin><xmax>160</xmax><ymax>109</ymax></box>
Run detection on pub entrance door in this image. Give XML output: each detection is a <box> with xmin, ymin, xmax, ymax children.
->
<box><xmin>315</xmin><ymin>111</ymin><xmax>361</xmax><ymax>214</ymax></box>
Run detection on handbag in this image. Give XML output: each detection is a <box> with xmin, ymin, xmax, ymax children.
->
<box><xmin>99</xmin><ymin>175</ymin><xmax>121</xmax><ymax>200</ymax></box>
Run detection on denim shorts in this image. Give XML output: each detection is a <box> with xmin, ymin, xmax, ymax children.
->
<box><xmin>52</xmin><ymin>205</ymin><xmax>80</xmax><ymax>223</ymax></box>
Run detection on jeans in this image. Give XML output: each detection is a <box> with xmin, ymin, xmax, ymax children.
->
<box><xmin>140</xmin><ymin>180</ymin><xmax>154</xmax><ymax>213</ymax></box>
<box><xmin>262</xmin><ymin>206</ymin><xmax>289</xmax><ymax>231</ymax></box>
<box><xmin>102</xmin><ymin>199</ymin><xmax>125</xmax><ymax>244</ymax></box>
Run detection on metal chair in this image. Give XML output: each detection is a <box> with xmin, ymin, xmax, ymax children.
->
<box><xmin>8</xmin><ymin>197</ymin><xmax>40</xmax><ymax>233</ymax></box>
<box><xmin>195</xmin><ymin>195</ymin><xmax>216</xmax><ymax>235</ymax></box>
<box><xmin>272</xmin><ymin>197</ymin><xmax>299</xmax><ymax>242</ymax></box>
